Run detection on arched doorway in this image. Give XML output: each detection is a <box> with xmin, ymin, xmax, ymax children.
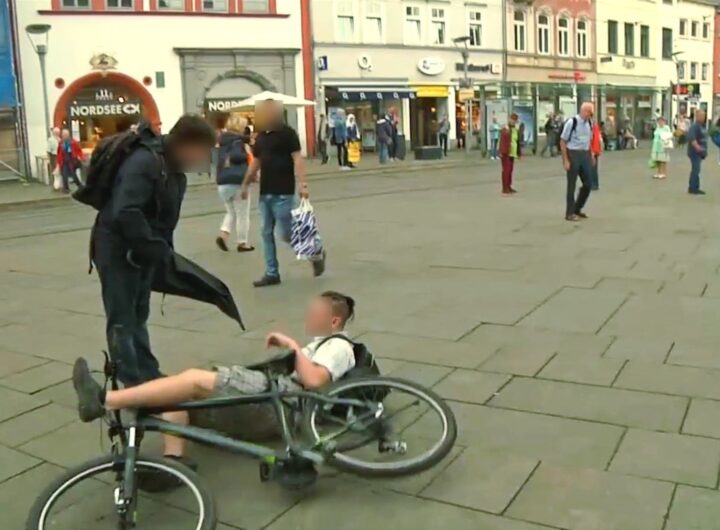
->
<box><xmin>201</xmin><ymin>71</ymin><xmax>276</xmax><ymax>129</ymax></box>
<box><xmin>53</xmin><ymin>72</ymin><xmax>161</xmax><ymax>149</ymax></box>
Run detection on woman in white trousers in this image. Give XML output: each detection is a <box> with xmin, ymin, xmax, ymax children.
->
<box><xmin>215</xmin><ymin>113</ymin><xmax>254</xmax><ymax>252</ymax></box>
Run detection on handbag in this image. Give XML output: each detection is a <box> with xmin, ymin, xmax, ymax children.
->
<box><xmin>348</xmin><ymin>141</ymin><xmax>361</xmax><ymax>164</ymax></box>
<box><xmin>291</xmin><ymin>199</ymin><xmax>324</xmax><ymax>260</ymax></box>
<box><xmin>52</xmin><ymin>166</ymin><xmax>62</xmax><ymax>190</ymax></box>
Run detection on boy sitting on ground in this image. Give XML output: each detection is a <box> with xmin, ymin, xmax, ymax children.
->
<box><xmin>72</xmin><ymin>291</ymin><xmax>356</xmax><ymax>457</ymax></box>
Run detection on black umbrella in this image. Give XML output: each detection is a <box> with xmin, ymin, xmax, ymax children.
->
<box><xmin>152</xmin><ymin>251</ymin><xmax>244</xmax><ymax>329</ymax></box>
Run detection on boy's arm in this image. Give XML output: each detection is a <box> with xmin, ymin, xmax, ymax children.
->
<box><xmin>265</xmin><ymin>332</ymin><xmax>331</xmax><ymax>389</ymax></box>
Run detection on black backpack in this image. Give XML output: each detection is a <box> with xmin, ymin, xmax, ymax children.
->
<box><xmin>73</xmin><ymin>128</ymin><xmax>160</xmax><ymax>211</ymax></box>
<box><xmin>317</xmin><ymin>334</ymin><xmax>381</xmax><ymax>380</ymax></box>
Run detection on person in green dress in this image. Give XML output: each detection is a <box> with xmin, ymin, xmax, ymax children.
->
<box><xmin>651</xmin><ymin>116</ymin><xmax>673</xmax><ymax>179</ymax></box>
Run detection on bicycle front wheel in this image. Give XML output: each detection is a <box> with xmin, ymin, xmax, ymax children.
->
<box><xmin>303</xmin><ymin>376</ymin><xmax>457</xmax><ymax>478</ymax></box>
<box><xmin>26</xmin><ymin>454</ymin><xmax>216</xmax><ymax>530</ymax></box>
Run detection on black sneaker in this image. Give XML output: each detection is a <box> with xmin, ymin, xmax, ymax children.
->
<box><xmin>137</xmin><ymin>456</ymin><xmax>198</xmax><ymax>493</ymax></box>
<box><xmin>276</xmin><ymin>458</ymin><xmax>318</xmax><ymax>491</ymax></box>
<box><xmin>312</xmin><ymin>250</ymin><xmax>326</xmax><ymax>278</ymax></box>
<box><xmin>72</xmin><ymin>358</ymin><xmax>106</xmax><ymax>423</ymax></box>
<box><xmin>253</xmin><ymin>275</ymin><xmax>281</xmax><ymax>288</ymax></box>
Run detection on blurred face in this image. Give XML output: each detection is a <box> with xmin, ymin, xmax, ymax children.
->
<box><xmin>52</xmin><ymin>127</ymin><xmax>61</xmax><ymax>137</ymax></box>
<box><xmin>173</xmin><ymin>142</ymin><xmax>212</xmax><ymax>170</ymax></box>
<box><xmin>304</xmin><ymin>297</ymin><xmax>340</xmax><ymax>336</ymax></box>
<box><xmin>579</xmin><ymin>103</ymin><xmax>594</xmax><ymax>120</ymax></box>
<box><xmin>657</xmin><ymin>118</ymin><xmax>666</xmax><ymax>127</ymax></box>
<box><xmin>61</xmin><ymin>129</ymin><xmax>70</xmax><ymax>140</ymax></box>
<box><xmin>255</xmin><ymin>100</ymin><xmax>283</xmax><ymax>130</ymax></box>
<box><xmin>696</xmin><ymin>111</ymin><xmax>706</xmax><ymax>123</ymax></box>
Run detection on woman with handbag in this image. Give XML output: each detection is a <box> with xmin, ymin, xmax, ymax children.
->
<box><xmin>651</xmin><ymin>116</ymin><xmax>673</xmax><ymax>180</ymax></box>
<box><xmin>215</xmin><ymin>113</ymin><xmax>254</xmax><ymax>252</ymax></box>
<box><xmin>56</xmin><ymin>129</ymin><xmax>84</xmax><ymax>193</ymax></box>
<box><xmin>346</xmin><ymin>114</ymin><xmax>360</xmax><ymax>168</ymax></box>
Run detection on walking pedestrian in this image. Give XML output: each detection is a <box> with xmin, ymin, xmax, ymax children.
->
<box><xmin>317</xmin><ymin>114</ymin><xmax>330</xmax><ymax>164</ymax></box>
<box><xmin>346</xmin><ymin>113</ymin><xmax>359</xmax><ymax>168</ymax></box>
<box><xmin>389</xmin><ymin>108</ymin><xmax>399</xmax><ymax>161</ymax></box>
<box><xmin>541</xmin><ymin>114</ymin><xmax>557</xmax><ymax>157</ymax></box>
<box><xmin>687</xmin><ymin>109</ymin><xmax>708</xmax><ymax>195</ymax></box>
<box><xmin>650</xmin><ymin>117</ymin><xmax>673</xmax><ymax>180</ymax></box>
<box><xmin>215</xmin><ymin>113</ymin><xmax>254</xmax><ymax>253</ymax></box>
<box><xmin>333</xmin><ymin>111</ymin><xmax>349</xmax><ymax>169</ymax></box>
<box><xmin>438</xmin><ymin>114</ymin><xmax>450</xmax><ymax>156</ymax></box>
<box><xmin>56</xmin><ymin>129</ymin><xmax>84</xmax><ymax>193</ymax></box>
<box><xmin>488</xmin><ymin>117</ymin><xmax>500</xmax><ymax>160</ymax></box>
<box><xmin>590</xmin><ymin>114</ymin><xmax>602</xmax><ymax>190</ymax></box>
<box><xmin>46</xmin><ymin>127</ymin><xmax>60</xmax><ymax>181</ymax></box>
<box><xmin>498</xmin><ymin>113</ymin><xmax>521</xmax><ymax>195</ymax></box>
<box><xmin>241</xmin><ymin>99</ymin><xmax>326</xmax><ymax>287</ymax></box>
<box><xmin>376</xmin><ymin>113</ymin><xmax>393</xmax><ymax>164</ymax></box>
<box><xmin>560</xmin><ymin>102</ymin><xmax>594</xmax><ymax>221</ymax></box>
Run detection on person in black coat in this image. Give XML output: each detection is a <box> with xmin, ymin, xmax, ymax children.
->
<box><xmin>91</xmin><ymin>116</ymin><xmax>216</xmax><ymax>390</ymax></box>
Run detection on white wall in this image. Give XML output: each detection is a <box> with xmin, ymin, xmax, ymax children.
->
<box><xmin>17</xmin><ymin>0</ymin><xmax>306</xmax><ymax>165</ymax></box>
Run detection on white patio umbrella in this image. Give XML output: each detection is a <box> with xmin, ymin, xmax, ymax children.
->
<box><xmin>229</xmin><ymin>90</ymin><xmax>315</xmax><ymax>110</ymax></box>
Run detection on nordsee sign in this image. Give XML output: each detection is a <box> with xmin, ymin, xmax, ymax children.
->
<box><xmin>69</xmin><ymin>102</ymin><xmax>141</xmax><ymax>117</ymax></box>
<box><xmin>417</xmin><ymin>57</ymin><xmax>445</xmax><ymax>76</ymax></box>
<box><xmin>205</xmin><ymin>99</ymin><xmax>246</xmax><ymax>112</ymax></box>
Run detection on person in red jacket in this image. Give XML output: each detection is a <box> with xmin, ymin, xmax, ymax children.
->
<box><xmin>56</xmin><ymin>128</ymin><xmax>84</xmax><ymax>193</ymax></box>
<box><xmin>590</xmin><ymin>113</ymin><xmax>602</xmax><ymax>190</ymax></box>
<box><xmin>498</xmin><ymin>113</ymin><xmax>521</xmax><ymax>194</ymax></box>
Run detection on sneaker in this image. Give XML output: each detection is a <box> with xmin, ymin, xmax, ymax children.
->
<box><xmin>253</xmin><ymin>275</ymin><xmax>281</xmax><ymax>288</ymax></box>
<box><xmin>312</xmin><ymin>250</ymin><xmax>326</xmax><ymax>278</ymax></box>
<box><xmin>72</xmin><ymin>358</ymin><xmax>105</xmax><ymax>423</ymax></box>
<box><xmin>137</xmin><ymin>456</ymin><xmax>198</xmax><ymax>493</ymax></box>
<box><xmin>688</xmin><ymin>189</ymin><xmax>706</xmax><ymax>195</ymax></box>
<box><xmin>215</xmin><ymin>236</ymin><xmax>228</xmax><ymax>252</ymax></box>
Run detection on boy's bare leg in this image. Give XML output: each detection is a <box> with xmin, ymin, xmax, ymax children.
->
<box><xmin>105</xmin><ymin>369</ymin><xmax>218</xmax><ymax>410</ymax></box>
<box><xmin>163</xmin><ymin>410</ymin><xmax>190</xmax><ymax>457</ymax></box>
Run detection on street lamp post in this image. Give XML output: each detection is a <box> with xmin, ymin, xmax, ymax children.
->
<box><xmin>453</xmin><ymin>36</ymin><xmax>471</xmax><ymax>154</ymax></box>
<box><xmin>25</xmin><ymin>24</ymin><xmax>52</xmax><ymax>141</ymax></box>
<box><xmin>670</xmin><ymin>51</ymin><xmax>683</xmax><ymax>123</ymax></box>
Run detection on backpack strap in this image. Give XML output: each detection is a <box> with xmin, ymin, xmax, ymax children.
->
<box><xmin>316</xmin><ymin>333</ymin><xmax>354</xmax><ymax>350</ymax></box>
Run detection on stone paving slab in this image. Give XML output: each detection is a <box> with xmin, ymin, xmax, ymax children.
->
<box><xmin>0</xmin><ymin>463</ymin><xmax>65</xmax><ymax>530</ymax></box>
<box><xmin>0</xmin><ymin>403</ymin><xmax>76</xmax><ymax>447</ymax></box>
<box><xmin>602</xmin><ymin>336</ymin><xmax>674</xmax><ymax>363</ymax></box>
<box><xmin>681</xmin><ymin>398</ymin><xmax>720</xmax><ymax>439</ymax></box>
<box><xmin>432</xmin><ymin>369</ymin><xmax>511</xmax><ymax>404</ymax></box>
<box><xmin>518</xmin><ymin>287</ymin><xmax>627</xmax><ymax>334</ymax></box>
<box><xmin>615</xmin><ymin>362</ymin><xmax>720</xmax><ymax>400</ymax></box>
<box><xmin>0</xmin><ymin>350</ymin><xmax>48</xmax><ymax>378</ymax></box>
<box><xmin>507</xmin><ymin>464</ymin><xmax>673</xmax><ymax>530</ymax></box>
<box><xmin>666</xmin><ymin>485</ymin><xmax>720</xmax><ymax>530</ymax></box>
<box><xmin>444</xmin><ymin>402</ymin><xmax>623</xmax><ymax>469</ymax></box>
<box><xmin>0</xmin><ymin>361</ymin><xmax>70</xmax><ymax>393</ymax></box>
<box><xmin>0</xmin><ymin>444</ymin><xmax>40</xmax><ymax>483</ymax></box>
<box><xmin>609</xmin><ymin>429</ymin><xmax>720</xmax><ymax>487</ymax></box>
<box><xmin>490</xmin><ymin>378</ymin><xmax>688</xmax><ymax>432</ymax></box>
<box><xmin>537</xmin><ymin>354</ymin><xmax>625</xmax><ymax>386</ymax></box>
<box><xmin>421</xmin><ymin>448</ymin><xmax>538</xmax><ymax>514</ymax></box>
<box><xmin>0</xmin><ymin>387</ymin><xmax>48</xmax><ymax>423</ymax></box>
<box><xmin>666</xmin><ymin>338</ymin><xmax>720</xmax><ymax>369</ymax></box>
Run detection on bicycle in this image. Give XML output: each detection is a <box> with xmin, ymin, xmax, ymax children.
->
<box><xmin>27</xmin><ymin>353</ymin><xmax>457</xmax><ymax>530</ymax></box>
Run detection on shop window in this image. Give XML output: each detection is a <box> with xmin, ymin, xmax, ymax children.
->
<box><xmin>107</xmin><ymin>0</ymin><xmax>133</xmax><ymax>8</ymax></box>
<box><xmin>404</xmin><ymin>6</ymin><xmax>422</xmax><ymax>45</ymax></box>
<box><xmin>576</xmin><ymin>20</ymin><xmax>588</xmax><ymax>58</ymax></box>
<box><xmin>158</xmin><ymin>0</ymin><xmax>184</xmax><ymax>8</ymax></box>
<box><xmin>678</xmin><ymin>61</ymin><xmax>686</xmax><ymax>79</ymax></box>
<box><xmin>679</xmin><ymin>19</ymin><xmax>687</xmax><ymax>36</ymax></box>
<box><xmin>468</xmin><ymin>11</ymin><xmax>482</xmax><ymax>47</ymax></box>
<box><xmin>703</xmin><ymin>22</ymin><xmax>710</xmax><ymax>39</ymax></box>
<box><xmin>364</xmin><ymin>2</ymin><xmax>383</xmax><ymax>43</ymax></box>
<box><xmin>691</xmin><ymin>21</ymin><xmax>698</xmax><ymax>38</ymax></box>
<box><xmin>243</xmin><ymin>0</ymin><xmax>270</xmax><ymax>13</ymax></box>
<box><xmin>608</xmin><ymin>20</ymin><xmax>618</xmax><ymax>54</ymax></box>
<box><xmin>557</xmin><ymin>17</ymin><xmax>570</xmax><ymax>56</ymax></box>
<box><xmin>336</xmin><ymin>1</ymin><xmax>356</xmax><ymax>42</ymax></box>
<box><xmin>431</xmin><ymin>8</ymin><xmax>446</xmax><ymax>45</ymax></box>
<box><xmin>513</xmin><ymin>10</ymin><xmax>526</xmax><ymax>52</ymax></box>
<box><xmin>702</xmin><ymin>63</ymin><xmax>708</xmax><ymax>81</ymax></box>
<box><xmin>624</xmin><ymin>23</ymin><xmax>634</xmax><ymax>55</ymax></box>
<box><xmin>640</xmin><ymin>25</ymin><xmax>649</xmax><ymax>57</ymax></box>
<box><xmin>662</xmin><ymin>27</ymin><xmax>672</xmax><ymax>58</ymax></box>
<box><xmin>202</xmin><ymin>0</ymin><xmax>228</xmax><ymax>12</ymax></box>
<box><xmin>537</xmin><ymin>14</ymin><xmax>550</xmax><ymax>55</ymax></box>
<box><xmin>61</xmin><ymin>0</ymin><xmax>90</xmax><ymax>7</ymax></box>
<box><xmin>690</xmin><ymin>62</ymin><xmax>697</xmax><ymax>80</ymax></box>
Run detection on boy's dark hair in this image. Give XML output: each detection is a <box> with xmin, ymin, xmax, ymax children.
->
<box><xmin>168</xmin><ymin>114</ymin><xmax>216</xmax><ymax>147</ymax></box>
<box><xmin>321</xmin><ymin>291</ymin><xmax>355</xmax><ymax>325</ymax></box>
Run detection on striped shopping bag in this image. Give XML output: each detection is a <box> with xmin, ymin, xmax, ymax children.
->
<box><xmin>291</xmin><ymin>199</ymin><xmax>324</xmax><ymax>260</ymax></box>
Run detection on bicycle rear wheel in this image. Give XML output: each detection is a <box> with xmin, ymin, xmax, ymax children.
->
<box><xmin>303</xmin><ymin>376</ymin><xmax>456</xmax><ymax>478</ymax></box>
<box><xmin>26</xmin><ymin>454</ymin><xmax>216</xmax><ymax>530</ymax></box>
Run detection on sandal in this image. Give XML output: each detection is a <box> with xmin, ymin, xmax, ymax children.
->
<box><xmin>237</xmin><ymin>244</ymin><xmax>255</xmax><ymax>253</ymax></box>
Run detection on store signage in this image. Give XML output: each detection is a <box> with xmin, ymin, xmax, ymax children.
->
<box><xmin>69</xmin><ymin>101</ymin><xmax>141</xmax><ymax>118</ymax></box>
<box><xmin>89</xmin><ymin>53</ymin><xmax>118</xmax><ymax>74</ymax></box>
<box><xmin>95</xmin><ymin>89</ymin><xmax>114</xmax><ymax>101</ymax></box>
<box><xmin>417</xmin><ymin>57</ymin><xmax>445</xmax><ymax>76</ymax></box>
<box><xmin>456</xmin><ymin>63</ymin><xmax>501</xmax><ymax>75</ymax></box>
<box><xmin>205</xmin><ymin>99</ymin><xmax>246</xmax><ymax>112</ymax></box>
<box><xmin>317</xmin><ymin>55</ymin><xmax>328</xmax><ymax>72</ymax></box>
<box><xmin>548</xmin><ymin>72</ymin><xmax>586</xmax><ymax>82</ymax></box>
<box><xmin>622</xmin><ymin>59</ymin><xmax>635</xmax><ymax>69</ymax></box>
<box><xmin>340</xmin><ymin>90</ymin><xmax>416</xmax><ymax>102</ymax></box>
<box><xmin>458</xmin><ymin>88</ymin><xmax>474</xmax><ymax>102</ymax></box>
<box><xmin>672</xmin><ymin>83</ymin><xmax>700</xmax><ymax>96</ymax></box>
<box><xmin>414</xmin><ymin>86</ymin><xmax>449</xmax><ymax>98</ymax></box>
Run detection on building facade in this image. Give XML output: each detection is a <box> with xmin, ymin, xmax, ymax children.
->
<box><xmin>15</xmin><ymin>0</ymin><xmax>313</xmax><ymax>177</ymax></box>
<box><xmin>1</xmin><ymin>0</ymin><xmax>24</xmax><ymax>180</ymax></box>
<box><xmin>311</xmin><ymin>0</ymin><xmax>504</xmax><ymax>151</ymax></box>
<box><xmin>714</xmin><ymin>6</ymin><xmax>720</xmax><ymax>117</ymax></box>
<box><xmin>504</xmin><ymin>0</ymin><xmax>596</xmax><ymax>148</ymax></box>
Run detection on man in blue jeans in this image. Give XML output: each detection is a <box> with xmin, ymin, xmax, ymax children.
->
<box><xmin>242</xmin><ymin>100</ymin><xmax>326</xmax><ymax>287</ymax></box>
<box><xmin>686</xmin><ymin>109</ymin><xmax>707</xmax><ymax>195</ymax></box>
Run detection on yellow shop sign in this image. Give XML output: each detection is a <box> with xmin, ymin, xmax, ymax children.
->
<box><xmin>413</xmin><ymin>85</ymin><xmax>449</xmax><ymax>98</ymax></box>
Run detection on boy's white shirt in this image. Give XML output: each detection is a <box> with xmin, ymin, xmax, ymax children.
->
<box><xmin>299</xmin><ymin>331</ymin><xmax>355</xmax><ymax>381</ymax></box>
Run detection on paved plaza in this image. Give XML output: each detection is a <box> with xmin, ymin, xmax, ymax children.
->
<box><xmin>2</xmin><ymin>148</ymin><xmax>720</xmax><ymax>529</ymax></box>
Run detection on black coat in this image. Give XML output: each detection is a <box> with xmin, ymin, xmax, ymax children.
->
<box><xmin>216</xmin><ymin>132</ymin><xmax>248</xmax><ymax>186</ymax></box>
<box><xmin>91</xmin><ymin>132</ymin><xmax>187</xmax><ymax>268</ymax></box>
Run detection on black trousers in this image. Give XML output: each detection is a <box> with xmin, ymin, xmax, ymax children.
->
<box><xmin>439</xmin><ymin>133</ymin><xmax>448</xmax><ymax>155</ymax></box>
<box><xmin>336</xmin><ymin>143</ymin><xmax>348</xmax><ymax>166</ymax></box>
<box><xmin>98</xmin><ymin>261</ymin><xmax>160</xmax><ymax>387</ymax></box>
<box><xmin>61</xmin><ymin>161</ymin><xmax>82</xmax><ymax>191</ymax></box>
<box><xmin>318</xmin><ymin>140</ymin><xmax>328</xmax><ymax>163</ymax></box>
<box><xmin>566</xmin><ymin>150</ymin><xmax>593</xmax><ymax>217</ymax></box>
